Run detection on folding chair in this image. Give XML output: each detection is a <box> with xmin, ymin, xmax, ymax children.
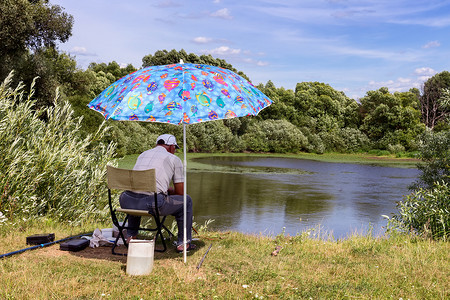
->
<box><xmin>106</xmin><ymin>165</ymin><xmax>174</xmax><ymax>255</ymax></box>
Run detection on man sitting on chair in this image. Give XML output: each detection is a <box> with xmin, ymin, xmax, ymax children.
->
<box><xmin>119</xmin><ymin>134</ymin><xmax>195</xmax><ymax>253</ymax></box>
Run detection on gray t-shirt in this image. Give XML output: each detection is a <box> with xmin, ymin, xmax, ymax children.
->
<box><xmin>133</xmin><ymin>146</ymin><xmax>184</xmax><ymax>194</ymax></box>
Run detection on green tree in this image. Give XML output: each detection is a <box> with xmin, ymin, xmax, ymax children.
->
<box><xmin>412</xmin><ymin>130</ymin><xmax>450</xmax><ymax>189</ymax></box>
<box><xmin>257</xmin><ymin>81</ymin><xmax>298</xmax><ymax>123</ymax></box>
<box><xmin>20</xmin><ymin>47</ymin><xmax>78</xmax><ymax>107</ymax></box>
<box><xmin>142</xmin><ymin>49</ymin><xmax>250</xmax><ymax>80</ymax></box>
<box><xmin>0</xmin><ymin>0</ymin><xmax>74</xmax><ymax>107</ymax></box>
<box><xmin>242</xmin><ymin>119</ymin><xmax>308</xmax><ymax>153</ymax></box>
<box><xmin>65</xmin><ymin>62</ymin><xmax>138</xmax><ymax>148</ymax></box>
<box><xmin>88</xmin><ymin>61</ymin><xmax>136</xmax><ymax>82</ymax></box>
<box><xmin>420</xmin><ymin>71</ymin><xmax>450</xmax><ymax>130</ymax></box>
<box><xmin>188</xmin><ymin>121</ymin><xmax>238</xmax><ymax>152</ymax></box>
<box><xmin>294</xmin><ymin>82</ymin><xmax>360</xmax><ymax>132</ymax></box>
<box><xmin>0</xmin><ymin>0</ymin><xmax>72</xmax><ymax>73</ymax></box>
<box><xmin>360</xmin><ymin>88</ymin><xmax>424</xmax><ymax>150</ymax></box>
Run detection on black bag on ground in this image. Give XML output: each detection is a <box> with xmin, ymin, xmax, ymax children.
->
<box><xmin>60</xmin><ymin>239</ymin><xmax>89</xmax><ymax>252</ymax></box>
<box><xmin>26</xmin><ymin>233</ymin><xmax>55</xmax><ymax>245</ymax></box>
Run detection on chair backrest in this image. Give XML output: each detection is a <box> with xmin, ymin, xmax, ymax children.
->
<box><xmin>107</xmin><ymin>165</ymin><xmax>156</xmax><ymax>193</ymax></box>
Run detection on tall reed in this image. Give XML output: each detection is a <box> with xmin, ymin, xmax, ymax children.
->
<box><xmin>0</xmin><ymin>72</ymin><xmax>116</xmax><ymax>224</ymax></box>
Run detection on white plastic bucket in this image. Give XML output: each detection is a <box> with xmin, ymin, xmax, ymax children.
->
<box><xmin>126</xmin><ymin>239</ymin><xmax>154</xmax><ymax>276</ymax></box>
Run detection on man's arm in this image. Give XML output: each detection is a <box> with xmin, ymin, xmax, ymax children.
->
<box><xmin>169</xmin><ymin>182</ymin><xmax>184</xmax><ymax>195</ymax></box>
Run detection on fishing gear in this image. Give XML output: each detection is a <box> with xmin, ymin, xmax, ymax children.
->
<box><xmin>0</xmin><ymin>232</ymin><xmax>93</xmax><ymax>259</ymax></box>
<box><xmin>196</xmin><ymin>243</ymin><xmax>212</xmax><ymax>270</ymax></box>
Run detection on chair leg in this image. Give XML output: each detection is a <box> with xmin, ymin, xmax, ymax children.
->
<box><xmin>154</xmin><ymin>215</ymin><xmax>167</xmax><ymax>252</ymax></box>
<box><xmin>111</xmin><ymin>213</ymin><xmax>174</xmax><ymax>254</ymax></box>
<box><xmin>112</xmin><ymin>215</ymin><xmax>129</xmax><ymax>256</ymax></box>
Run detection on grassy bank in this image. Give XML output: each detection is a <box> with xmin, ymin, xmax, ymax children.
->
<box><xmin>118</xmin><ymin>151</ymin><xmax>420</xmax><ymax>170</ymax></box>
<box><xmin>0</xmin><ymin>222</ymin><xmax>448</xmax><ymax>299</ymax></box>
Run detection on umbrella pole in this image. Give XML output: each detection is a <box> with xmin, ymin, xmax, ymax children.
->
<box><xmin>183</xmin><ymin>122</ymin><xmax>187</xmax><ymax>263</ymax></box>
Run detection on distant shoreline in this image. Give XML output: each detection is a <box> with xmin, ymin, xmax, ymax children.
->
<box><xmin>119</xmin><ymin>151</ymin><xmax>420</xmax><ymax>170</ymax></box>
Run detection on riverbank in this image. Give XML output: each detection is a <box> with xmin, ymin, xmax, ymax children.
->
<box><xmin>119</xmin><ymin>151</ymin><xmax>420</xmax><ymax>170</ymax></box>
<box><xmin>0</xmin><ymin>221</ymin><xmax>447</xmax><ymax>299</ymax></box>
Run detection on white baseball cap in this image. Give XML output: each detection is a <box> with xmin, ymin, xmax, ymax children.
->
<box><xmin>156</xmin><ymin>134</ymin><xmax>180</xmax><ymax>148</ymax></box>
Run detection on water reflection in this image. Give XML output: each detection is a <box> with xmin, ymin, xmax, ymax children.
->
<box><xmin>187</xmin><ymin>156</ymin><xmax>419</xmax><ymax>239</ymax></box>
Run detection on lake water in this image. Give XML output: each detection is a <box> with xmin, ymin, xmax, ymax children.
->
<box><xmin>186</xmin><ymin>156</ymin><xmax>420</xmax><ymax>239</ymax></box>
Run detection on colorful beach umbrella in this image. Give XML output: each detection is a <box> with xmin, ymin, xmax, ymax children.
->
<box><xmin>88</xmin><ymin>61</ymin><xmax>273</xmax><ymax>261</ymax></box>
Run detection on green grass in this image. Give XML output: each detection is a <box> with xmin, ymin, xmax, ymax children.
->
<box><xmin>0</xmin><ymin>221</ymin><xmax>448</xmax><ymax>299</ymax></box>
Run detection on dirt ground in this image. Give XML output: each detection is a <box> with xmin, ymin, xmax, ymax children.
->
<box><xmin>36</xmin><ymin>237</ymin><xmax>206</xmax><ymax>265</ymax></box>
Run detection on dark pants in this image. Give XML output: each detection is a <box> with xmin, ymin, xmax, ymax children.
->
<box><xmin>119</xmin><ymin>191</ymin><xmax>193</xmax><ymax>245</ymax></box>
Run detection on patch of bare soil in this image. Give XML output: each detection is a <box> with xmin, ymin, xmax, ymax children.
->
<box><xmin>367</xmin><ymin>156</ymin><xmax>419</xmax><ymax>162</ymax></box>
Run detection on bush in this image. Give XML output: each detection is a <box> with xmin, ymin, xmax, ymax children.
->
<box><xmin>389</xmin><ymin>129</ymin><xmax>450</xmax><ymax>240</ymax></box>
<box><xmin>317</xmin><ymin>128</ymin><xmax>371</xmax><ymax>153</ymax></box>
<box><xmin>299</xmin><ymin>127</ymin><xmax>325</xmax><ymax>154</ymax></box>
<box><xmin>242</xmin><ymin>119</ymin><xmax>307</xmax><ymax>153</ymax></box>
<box><xmin>110</xmin><ymin>122</ymin><xmax>158</xmax><ymax>156</ymax></box>
<box><xmin>391</xmin><ymin>181</ymin><xmax>449</xmax><ymax>240</ymax></box>
<box><xmin>0</xmin><ymin>74</ymin><xmax>116</xmax><ymax>224</ymax></box>
<box><xmin>188</xmin><ymin>120</ymin><xmax>235</xmax><ymax>152</ymax></box>
<box><xmin>318</xmin><ymin>131</ymin><xmax>346</xmax><ymax>152</ymax></box>
<box><xmin>387</xmin><ymin>143</ymin><xmax>405</xmax><ymax>154</ymax></box>
<box><xmin>412</xmin><ymin>130</ymin><xmax>450</xmax><ymax>189</ymax></box>
<box><xmin>338</xmin><ymin>128</ymin><xmax>372</xmax><ymax>152</ymax></box>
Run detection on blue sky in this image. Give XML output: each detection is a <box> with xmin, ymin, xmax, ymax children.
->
<box><xmin>51</xmin><ymin>0</ymin><xmax>450</xmax><ymax>99</ymax></box>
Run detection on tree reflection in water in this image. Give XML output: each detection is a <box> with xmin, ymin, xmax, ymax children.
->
<box><xmin>186</xmin><ymin>156</ymin><xmax>419</xmax><ymax>239</ymax></box>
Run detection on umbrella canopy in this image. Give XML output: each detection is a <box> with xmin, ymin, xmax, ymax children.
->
<box><xmin>88</xmin><ymin>61</ymin><xmax>273</xmax><ymax>261</ymax></box>
<box><xmin>88</xmin><ymin>62</ymin><xmax>272</xmax><ymax>123</ymax></box>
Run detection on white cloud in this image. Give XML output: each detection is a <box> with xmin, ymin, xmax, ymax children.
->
<box><xmin>193</xmin><ymin>36</ymin><xmax>213</xmax><ymax>44</ymax></box>
<box><xmin>69</xmin><ymin>46</ymin><xmax>96</xmax><ymax>57</ymax></box>
<box><xmin>368</xmin><ymin>78</ymin><xmax>414</xmax><ymax>93</ymax></box>
<box><xmin>203</xmin><ymin>46</ymin><xmax>241</xmax><ymax>55</ymax></box>
<box><xmin>200</xmin><ymin>46</ymin><xmax>268</xmax><ymax>66</ymax></box>
<box><xmin>243</xmin><ymin>57</ymin><xmax>269</xmax><ymax>66</ymax></box>
<box><xmin>366</xmin><ymin>68</ymin><xmax>438</xmax><ymax>94</ymax></box>
<box><xmin>414</xmin><ymin>67</ymin><xmax>436</xmax><ymax>76</ymax></box>
<box><xmin>210</xmin><ymin>8</ymin><xmax>232</xmax><ymax>19</ymax></box>
<box><xmin>422</xmin><ymin>41</ymin><xmax>441</xmax><ymax>48</ymax></box>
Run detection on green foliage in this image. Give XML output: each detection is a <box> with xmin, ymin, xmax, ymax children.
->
<box><xmin>389</xmin><ymin>129</ymin><xmax>450</xmax><ymax>240</ymax></box>
<box><xmin>293</xmin><ymin>82</ymin><xmax>360</xmax><ymax>131</ymax></box>
<box><xmin>412</xmin><ymin>130</ymin><xmax>450</xmax><ymax>189</ymax></box>
<box><xmin>22</xmin><ymin>47</ymin><xmax>78</xmax><ymax>107</ymax></box>
<box><xmin>108</xmin><ymin>122</ymin><xmax>160</xmax><ymax>157</ymax></box>
<box><xmin>0</xmin><ymin>0</ymin><xmax>73</xmax><ymax>62</ymax></box>
<box><xmin>256</xmin><ymin>81</ymin><xmax>364</xmax><ymax>153</ymax></box>
<box><xmin>66</xmin><ymin>64</ymin><xmax>139</xmax><ymax>152</ymax></box>
<box><xmin>0</xmin><ymin>74</ymin><xmax>115</xmax><ymax>224</ymax></box>
<box><xmin>420</xmin><ymin>71</ymin><xmax>450</xmax><ymax>129</ymax></box>
<box><xmin>392</xmin><ymin>182</ymin><xmax>449</xmax><ymax>240</ymax></box>
<box><xmin>142</xmin><ymin>49</ymin><xmax>248</xmax><ymax>79</ymax></box>
<box><xmin>142</xmin><ymin>49</ymin><xmax>191</xmax><ymax>67</ymax></box>
<box><xmin>299</xmin><ymin>127</ymin><xmax>325</xmax><ymax>154</ymax></box>
<box><xmin>319</xmin><ymin>128</ymin><xmax>371</xmax><ymax>153</ymax></box>
<box><xmin>242</xmin><ymin>119</ymin><xmax>308</xmax><ymax>153</ymax></box>
<box><xmin>187</xmin><ymin>120</ymin><xmax>241</xmax><ymax>152</ymax></box>
<box><xmin>87</xmin><ymin>61</ymin><xmax>136</xmax><ymax>82</ymax></box>
<box><xmin>387</xmin><ymin>143</ymin><xmax>405</xmax><ymax>154</ymax></box>
<box><xmin>0</xmin><ymin>0</ymin><xmax>73</xmax><ymax>106</ymax></box>
<box><xmin>360</xmin><ymin>88</ymin><xmax>424</xmax><ymax>150</ymax></box>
